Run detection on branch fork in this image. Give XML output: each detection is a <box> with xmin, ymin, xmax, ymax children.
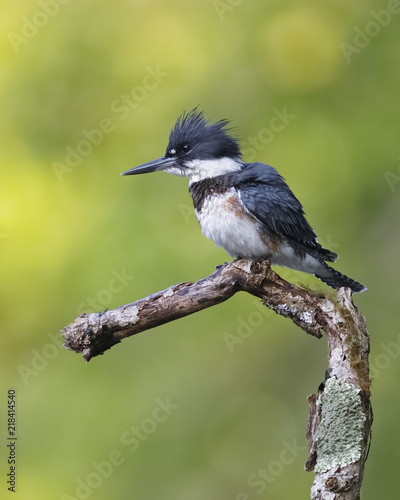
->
<box><xmin>61</xmin><ymin>259</ymin><xmax>371</xmax><ymax>500</ymax></box>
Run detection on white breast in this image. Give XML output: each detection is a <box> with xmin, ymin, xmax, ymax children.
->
<box><xmin>195</xmin><ymin>189</ymin><xmax>270</xmax><ymax>258</ymax></box>
<box><xmin>187</xmin><ymin>157</ymin><xmax>242</xmax><ymax>183</ymax></box>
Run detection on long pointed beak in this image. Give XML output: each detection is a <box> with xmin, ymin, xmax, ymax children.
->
<box><xmin>120</xmin><ymin>157</ymin><xmax>176</xmax><ymax>176</ymax></box>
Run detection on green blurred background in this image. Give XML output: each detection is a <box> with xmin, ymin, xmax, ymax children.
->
<box><xmin>1</xmin><ymin>0</ymin><xmax>399</xmax><ymax>498</ymax></box>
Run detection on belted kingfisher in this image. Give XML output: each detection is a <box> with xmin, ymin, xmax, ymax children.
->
<box><xmin>121</xmin><ymin>109</ymin><xmax>365</xmax><ymax>293</ymax></box>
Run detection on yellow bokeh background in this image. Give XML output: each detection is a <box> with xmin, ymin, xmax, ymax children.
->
<box><xmin>261</xmin><ymin>9</ymin><xmax>344</xmax><ymax>90</ymax></box>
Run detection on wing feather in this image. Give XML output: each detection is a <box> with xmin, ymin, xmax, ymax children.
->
<box><xmin>232</xmin><ymin>163</ymin><xmax>336</xmax><ymax>261</ymax></box>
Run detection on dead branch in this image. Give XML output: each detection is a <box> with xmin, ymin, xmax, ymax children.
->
<box><xmin>61</xmin><ymin>259</ymin><xmax>371</xmax><ymax>500</ymax></box>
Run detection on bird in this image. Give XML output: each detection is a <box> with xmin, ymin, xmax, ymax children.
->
<box><xmin>121</xmin><ymin>108</ymin><xmax>365</xmax><ymax>293</ymax></box>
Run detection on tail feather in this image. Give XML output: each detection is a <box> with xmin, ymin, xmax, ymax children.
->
<box><xmin>314</xmin><ymin>262</ymin><xmax>366</xmax><ymax>293</ymax></box>
<box><xmin>314</xmin><ymin>246</ymin><xmax>337</xmax><ymax>263</ymax></box>
<box><xmin>294</xmin><ymin>240</ymin><xmax>337</xmax><ymax>263</ymax></box>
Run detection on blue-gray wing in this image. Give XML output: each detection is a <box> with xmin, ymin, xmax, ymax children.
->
<box><xmin>234</xmin><ymin>163</ymin><xmax>337</xmax><ymax>261</ymax></box>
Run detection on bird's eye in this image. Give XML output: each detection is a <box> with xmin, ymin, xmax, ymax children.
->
<box><xmin>182</xmin><ymin>144</ymin><xmax>190</xmax><ymax>153</ymax></box>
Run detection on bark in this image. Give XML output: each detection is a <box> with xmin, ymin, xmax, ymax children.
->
<box><xmin>61</xmin><ymin>259</ymin><xmax>371</xmax><ymax>499</ymax></box>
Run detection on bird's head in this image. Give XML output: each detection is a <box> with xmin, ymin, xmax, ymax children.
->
<box><xmin>121</xmin><ymin>108</ymin><xmax>242</xmax><ymax>182</ymax></box>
